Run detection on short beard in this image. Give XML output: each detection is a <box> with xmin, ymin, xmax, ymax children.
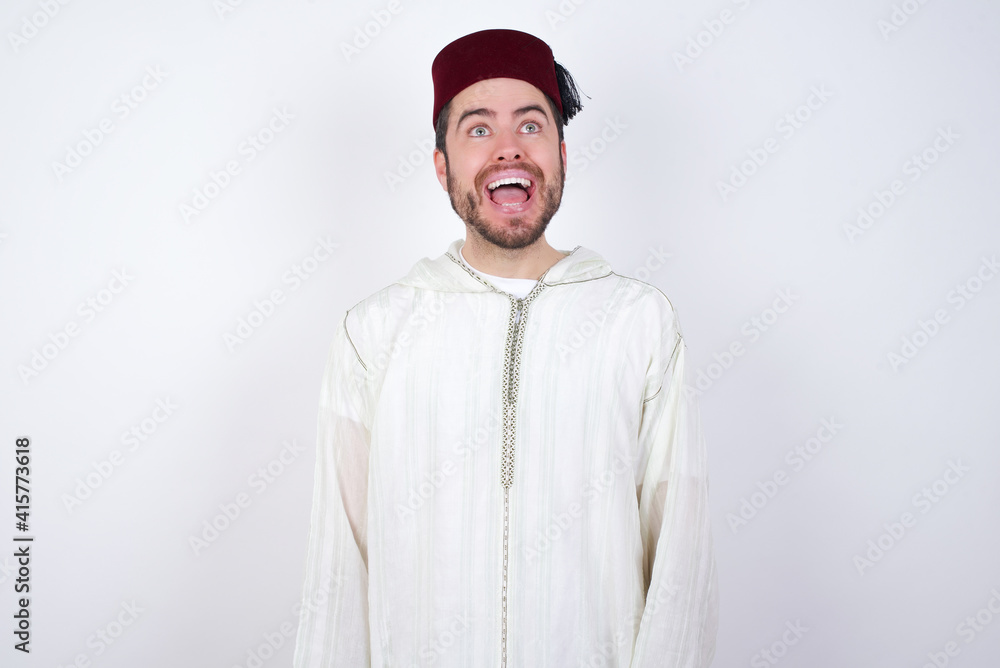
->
<box><xmin>444</xmin><ymin>155</ymin><xmax>565</xmax><ymax>250</ymax></box>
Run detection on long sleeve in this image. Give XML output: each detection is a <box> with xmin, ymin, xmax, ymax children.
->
<box><xmin>293</xmin><ymin>314</ymin><xmax>372</xmax><ymax>667</ymax></box>
<box><xmin>630</xmin><ymin>320</ymin><xmax>719</xmax><ymax>667</ymax></box>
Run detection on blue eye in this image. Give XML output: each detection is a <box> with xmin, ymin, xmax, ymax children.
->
<box><xmin>523</xmin><ymin>122</ymin><xmax>539</xmax><ymax>133</ymax></box>
<box><xmin>471</xmin><ymin>126</ymin><xmax>489</xmax><ymax>136</ymax></box>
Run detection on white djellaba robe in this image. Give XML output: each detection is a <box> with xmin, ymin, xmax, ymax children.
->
<box><xmin>293</xmin><ymin>238</ymin><xmax>718</xmax><ymax>667</ymax></box>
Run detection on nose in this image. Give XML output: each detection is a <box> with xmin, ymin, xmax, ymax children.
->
<box><xmin>493</xmin><ymin>127</ymin><xmax>523</xmax><ymax>162</ymax></box>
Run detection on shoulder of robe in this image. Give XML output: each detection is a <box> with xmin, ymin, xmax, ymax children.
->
<box><xmin>606</xmin><ymin>271</ymin><xmax>682</xmax><ymax>341</ymax></box>
<box><xmin>338</xmin><ymin>283</ymin><xmax>418</xmax><ymax>360</ymax></box>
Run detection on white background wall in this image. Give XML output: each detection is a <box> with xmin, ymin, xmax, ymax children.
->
<box><xmin>1</xmin><ymin>0</ymin><xmax>998</xmax><ymax>666</ymax></box>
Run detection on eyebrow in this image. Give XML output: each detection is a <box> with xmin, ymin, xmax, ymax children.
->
<box><xmin>456</xmin><ymin>104</ymin><xmax>550</xmax><ymax>130</ymax></box>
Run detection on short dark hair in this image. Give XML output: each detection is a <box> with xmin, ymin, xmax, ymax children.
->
<box><xmin>434</xmin><ymin>93</ymin><xmax>565</xmax><ymax>159</ymax></box>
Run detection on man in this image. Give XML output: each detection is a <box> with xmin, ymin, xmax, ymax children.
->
<box><xmin>293</xmin><ymin>28</ymin><xmax>718</xmax><ymax>667</ymax></box>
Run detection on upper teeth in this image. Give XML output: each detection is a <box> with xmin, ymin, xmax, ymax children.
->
<box><xmin>487</xmin><ymin>177</ymin><xmax>531</xmax><ymax>190</ymax></box>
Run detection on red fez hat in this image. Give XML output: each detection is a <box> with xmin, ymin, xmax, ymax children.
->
<box><xmin>431</xmin><ymin>29</ymin><xmax>564</xmax><ymax>129</ymax></box>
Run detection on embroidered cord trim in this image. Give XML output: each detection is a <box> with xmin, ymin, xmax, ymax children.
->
<box><xmin>445</xmin><ymin>251</ymin><xmax>553</xmax><ymax>667</ymax></box>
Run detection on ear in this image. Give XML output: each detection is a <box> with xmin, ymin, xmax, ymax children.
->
<box><xmin>433</xmin><ymin>148</ymin><xmax>448</xmax><ymax>191</ymax></box>
<box><xmin>560</xmin><ymin>140</ymin><xmax>567</xmax><ymax>170</ymax></box>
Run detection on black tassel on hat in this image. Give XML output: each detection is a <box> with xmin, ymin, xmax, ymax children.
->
<box><xmin>554</xmin><ymin>61</ymin><xmax>587</xmax><ymax>124</ymax></box>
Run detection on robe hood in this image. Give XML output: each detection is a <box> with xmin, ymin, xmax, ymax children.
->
<box><xmin>397</xmin><ymin>238</ymin><xmax>613</xmax><ymax>293</ymax></box>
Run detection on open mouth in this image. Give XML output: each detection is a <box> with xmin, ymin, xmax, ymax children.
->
<box><xmin>485</xmin><ymin>177</ymin><xmax>535</xmax><ymax>211</ymax></box>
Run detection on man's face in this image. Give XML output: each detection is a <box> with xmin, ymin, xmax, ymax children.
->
<box><xmin>433</xmin><ymin>77</ymin><xmax>567</xmax><ymax>250</ymax></box>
